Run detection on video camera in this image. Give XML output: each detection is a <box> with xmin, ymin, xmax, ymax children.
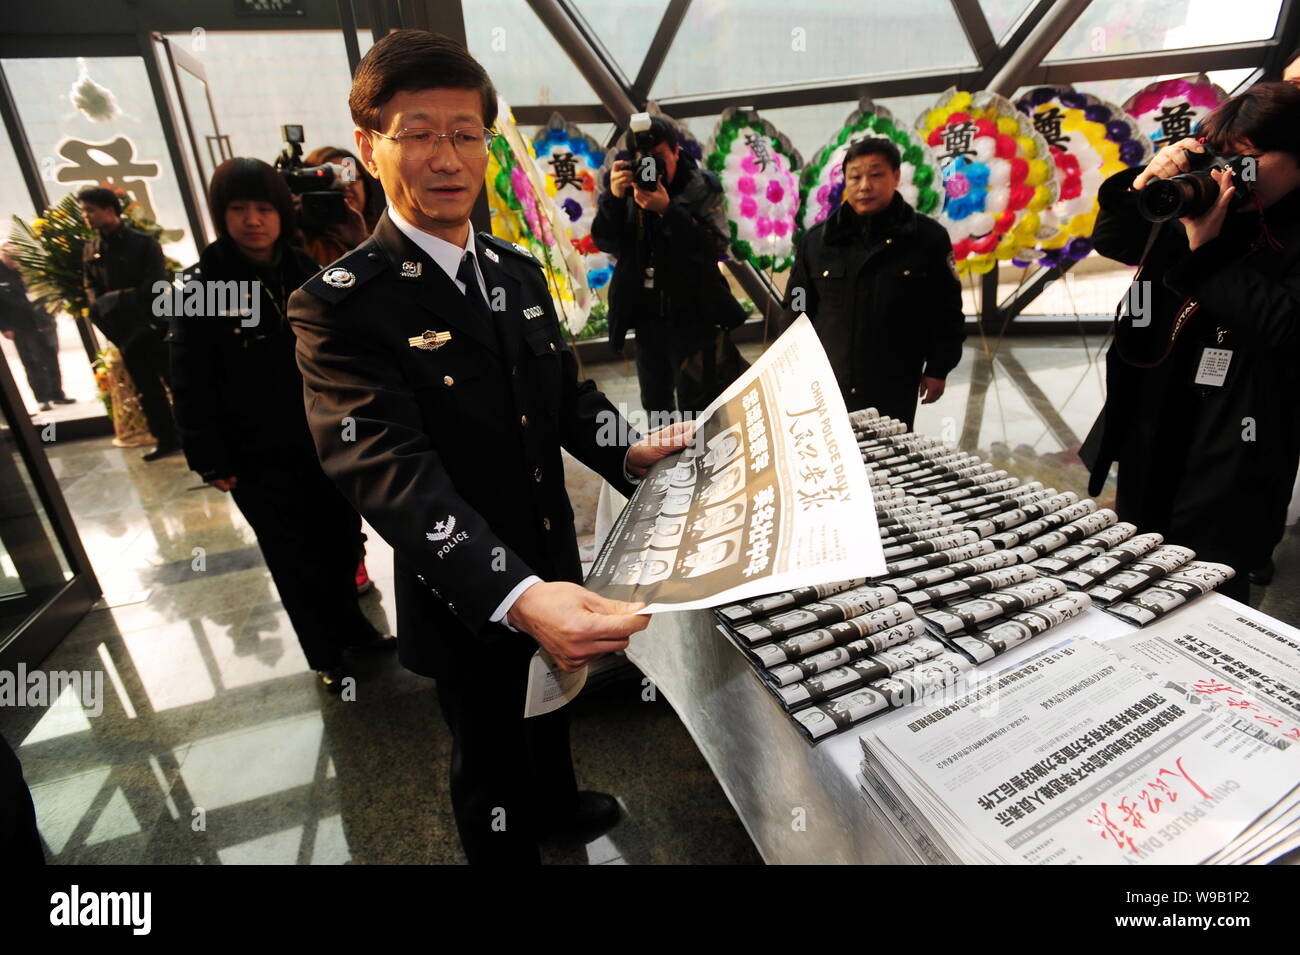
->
<box><xmin>1137</xmin><ymin>145</ymin><xmax>1258</xmax><ymax>222</ymax></box>
<box><xmin>275</xmin><ymin>124</ymin><xmax>355</xmax><ymax>231</ymax></box>
<box><xmin>626</xmin><ymin>112</ymin><xmax>665</xmax><ymax>193</ymax></box>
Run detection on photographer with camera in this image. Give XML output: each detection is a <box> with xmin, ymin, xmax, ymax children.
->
<box><xmin>1080</xmin><ymin>82</ymin><xmax>1300</xmax><ymax>601</ymax></box>
<box><xmin>297</xmin><ymin>145</ymin><xmax>386</xmax><ymax>266</ymax></box>
<box><xmin>591</xmin><ymin>114</ymin><xmax>747</xmax><ymax>423</ymax></box>
<box><xmin>168</xmin><ymin>158</ymin><xmax>392</xmax><ymax>691</ymax></box>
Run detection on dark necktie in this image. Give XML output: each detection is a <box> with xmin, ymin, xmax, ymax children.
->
<box><xmin>456</xmin><ymin>251</ymin><xmax>492</xmax><ymax>319</ymax></box>
<box><xmin>457</xmin><ymin>249</ymin><xmax>509</xmax><ymax>355</ymax></box>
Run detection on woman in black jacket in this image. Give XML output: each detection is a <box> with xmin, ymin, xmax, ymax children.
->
<box><xmin>168</xmin><ymin>158</ymin><xmax>390</xmax><ymax>689</ymax></box>
<box><xmin>1080</xmin><ymin>82</ymin><xmax>1300</xmax><ymax>601</ymax></box>
<box><xmin>782</xmin><ymin>138</ymin><xmax>965</xmax><ymax>429</ymax></box>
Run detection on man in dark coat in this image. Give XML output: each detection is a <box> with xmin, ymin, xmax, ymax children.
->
<box><xmin>591</xmin><ymin>117</ymin><xmax>746</xmax><ymax>421</ymax></box>
<box><xmin>1080</xmin><ymin>83</ymin><xmax>1300</xmax><ymax>601</ymax></box>
<box><xmin>0</xmin><ymin>242</ymin><xmax>71</xmax><ymax>410</ymax></box>
<box><xmin>79</xmin><ymin>185</ymin><xmax>178</xmax><ymax>459</ymax></box>
<box><xmin>782</xmin><ymin>139</ymin><xmax>964</xmax><ymax>428</ymax></box>
<box><xmin>287</xmin><ymin>30</ymin><xmax>689</xmax><ymax>864</ymax></box>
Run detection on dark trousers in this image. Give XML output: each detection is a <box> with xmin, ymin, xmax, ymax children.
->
<box><xmin>0</xmin><ymin>730</ymin><xmax>44</xmax><ymax>863</ymax></box>
<box><xmin>230</xmin><ymin>455</ymin><xmax>378</xmax><ymax>669</ymax></box>
<box><xmin>120</xmin><ymin>328</ymin><xmax>177</xmax><ymax>445</ymax></box>
<box><xmin>434</xmin><ymin>638</ymin><xmax>578</xmax><ymax>864</ymax></box>
<box><xmin>13</xmin><ymin>322</ymin><xmax>64</xmax><ymax>402</ymax></box>
<box><xmin>633</xmin><ymin>317</ymin><xmax>718</xmax><ymax>422</ymax></box>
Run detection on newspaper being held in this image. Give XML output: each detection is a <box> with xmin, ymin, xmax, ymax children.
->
<box><xmin>1103</xmin><ymin>562</ymin><xmax>1235</xmax><ymax>626</ymax></box>
<box><xmin>1086</xmin><ymin>544</ymin><xmax>1196</xmax><ymax>603</ymax></box>
<box><xmin>861</xmin><ymin>638</ymin><xmax>1300</xmax><ymax>864</ymax></box>
<box><xmin>586</xmin><ymin>315</ymin><xmax>883</xmax><ymax>612</ymax></box>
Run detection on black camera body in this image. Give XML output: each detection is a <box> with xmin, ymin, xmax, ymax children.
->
<box><xmin>274</xmin><ymin>124</ymin><xmax>354</xmax><ymax>231</ymax></box>
<box><xmin>1137</xmin><ymin>145</ymin><xmax>1257</xmax><ymax>222</ymax></box>
<box><xmin>626</xmin><ymin>112</ymin><xmax>665</xmax><ymax>193</ymax></box>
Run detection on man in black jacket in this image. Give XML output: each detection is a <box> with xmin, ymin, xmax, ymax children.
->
<box><xmin>79</xmin><ymin>186</ymin><xmax>178</xmax><ymax>460</ymax></box>
<box><xmin>782</xmin><ymin>139</ymin><xmax>964</xmax><ymax>429</ymax></box>
<box><xmin>1080</xmin><ymin>82</ymin><xmax>1300</xmax><ymax>601</ymax></box>
<box><xmin>0</xmin><ymin>242</ymin><xmax>71</xmax><ymax>411</ymax></box>
<box><xmin>591</xmin><ymin>117</ymin><xmax>746</xmax><ymax>422</ymax></box>
<box><xmin>288</xmin><ymin>30</ymin><xmax>690</xmax><ymax>864</ymax></box>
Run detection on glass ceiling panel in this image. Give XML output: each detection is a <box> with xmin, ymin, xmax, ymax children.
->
<box><xmin>571</xmin><ymin>0</ymin><xmax>670</xmax><ymax>83</ymax></box>
<box><xmin>978</xmin><ymin>0</ymin><xmax>1035</xmax><ymax>42</ymax></box>
<box><xmin>650</xmin><ymin>0</ymin><xmax>977</xmax><ymax>100</ymax></box>
<box><xmin>463</xmin><ymin>0</ymin><xmax>602</xmax><ymax>105</ymax></box>
<box><xmin>1045</xmin><ymin>0</ymin><xmax>1283</xmax><ymax>62</ymax></box>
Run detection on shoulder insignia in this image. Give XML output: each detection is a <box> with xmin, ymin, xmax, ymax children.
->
<box><xmin>479</xmin><ymin>232</ymin><xmax>543</xmax><ymax>269</ymax></box>
<box><xmin>302</xmin><ymin>244</ymin><xmax>387</xmax><ymax>304</ymax></box>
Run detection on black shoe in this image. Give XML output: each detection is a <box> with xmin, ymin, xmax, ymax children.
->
<box><xmin>316</xmin><ymin>666</ymin><xmax>350</xmax><ymax>694</ymax></box>
<box><xmin>345</xmin><ymin>632</ymin><xmax>397</xmax><ymax>653</ymax></box>
<box><xmin>141</xmin><ymin>443</ymin><xmax>181</xmax><ymax>462</ymax></box>
<box><xmin>1249</xmin><ymin>560</ymin><xmax>1275</xmax><ymax>586</ymax></box>
<box><xmin>541</xmin><ymin>791</ymin><xmax>621</xmax><ymax>841</ymax></box>
<box><xmin>39</xmin><ymin>401</ymin><xmax>52</xmax><ymax>411</ymax></box>
<box><xmin>51</xmin><ymin>396</ymin><xmax>76</xmax><ymax>405</ymax></box>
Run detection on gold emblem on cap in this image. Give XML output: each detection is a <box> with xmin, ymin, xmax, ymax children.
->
<box><xmin>408</xmin><ymin>330</ymin><xmax>452</xmax><ymax>351</ymax></box>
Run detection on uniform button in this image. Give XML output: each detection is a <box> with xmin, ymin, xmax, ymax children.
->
<box><xmin>902</xmin><ymin>269</ymin><xmax>911</xmax><ymax>276</ymax></box>
<box><xmin>443</xmin><ymin>375</ymin><xmax>454</xmax><ymax>387</ymax></box>
<box><xmin>447</xmin><ymin>602</ymin><xmax>456</xmax><ymax>614</ymax></box>
<box><xmin>542</xmin><ymin>517</ymin><xmax>552</xmax><ymax>531</ymax></box>
<box><xmin>520</xmin><ymin>414</ymin><xmax>529</xmax><ymax>427</ymax></box>
<box><xmin>367</xmin><ymin>252</ymin><xmax>380</xmax><ymax>260</ymax></box>
<box><xmin>886</xmin><ymin>238</ymin><xmax>893</xmax><ymax>245</ymax></box>
<box><xmin>850</xmin><ymin>387</ymin><xmax>857</xmax><ymax>394</ymax></box>
<box><xmin>549</xmin><ymin>342</ymin><xmax>556</xmax><ymax>352</ymax></box>
<box><xmin>821</xmin><ymin>270</ymin><xmax>830</xmax><ymax>277</ymax></box>
<box><xmin>533</xmin><ymin>468</ymin><xmax>543</xmax><ymax>482</ymax></box>
<box><xmin>512</xmin><ymin>366</ymin><xmax>518</xmax><ymax>376</ymax></box>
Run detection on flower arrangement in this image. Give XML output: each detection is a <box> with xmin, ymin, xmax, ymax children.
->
<box><xmin>1013</xmin><ymin>87</ymin><xmax>1151</xmax><ymax>267</ymax></box>
<box><xmin>706</xmin><ymin>107</ymin><xmax>802</xmax><ymax>272</ymax></box>
<box><xmin>532</xmin><ymin>113</ymin><xmax>613</xmax><ymax>291</ymax></box>
<box><xmin>1122</xmin><ymin>74</ymin><xmax>1227</xmax><ymax>148</ymax></box>
<box><xmin>916</xmin><ymin>89</ymin><xmax>1057</xmax><ymax>275</ymax></box>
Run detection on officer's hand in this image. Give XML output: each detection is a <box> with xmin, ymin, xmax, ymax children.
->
<box><xmin>506</xmin><ymin>581</ymin><xmax>649</xmax><ymax>672</ymax></box>
<box><xmin>209</xmin><ymin>476</ymin><xmax>238</xmax><ymax>492</ymax></box>
<box><xmin>1</xmin><ymin>330</ymin><xmax>12</xmax><ymax>340</ymax></box>
<box><xmin>918</xmin><ymin>376</ymin><xmax>946</xmax><ymax>404</ymax></box>
<box><xmin>627</xmin><ymin>419</ymin><xmax>696</xmax><ymax>477</ymax></box>
<box><xmin>1132</xmin><ymin>137</ymin><xmax>1205</xmax><ymax>191</ymax></box>
<box><xmin>610</xmin><ymin>160</ymin><xmax>635</xmax><ymax>199</ymax></box>
<box><xmin>633</xmin><ymin>180</ymin><xmax>671</xmax><ymax>215</ymax></box>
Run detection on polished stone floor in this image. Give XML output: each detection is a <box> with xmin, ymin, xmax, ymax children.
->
<box><xmin>5</xmin><ymin>329</ymin><xmax>1300</xmax><ymax>864</ymax></box>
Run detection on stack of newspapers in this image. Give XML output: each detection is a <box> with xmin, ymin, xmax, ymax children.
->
<box><xmin>858</xmin><ymin>628</ymin><xmax>1300</xmax><ymax>865</ymax></box>
<box><xmin>713</xmin><ymin>408</ymin><xmax>1237</xmax><ymax>742</ymax></box>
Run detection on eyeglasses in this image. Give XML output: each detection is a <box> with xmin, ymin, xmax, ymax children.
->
<box><xmin>370</xmin><ymin>126</ymin><xmax>494</xmax><ymax>161</ymax></box>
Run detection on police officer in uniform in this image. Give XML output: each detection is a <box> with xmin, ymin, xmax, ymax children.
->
<box><xmin>288</xmin><ymin>30</ymin><xmax>691</xmax><ymax>864</ymax></box>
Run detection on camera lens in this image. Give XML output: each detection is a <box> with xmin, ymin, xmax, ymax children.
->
<box><xmin>1138</xmin><ymin>179</ymin><xmax>1187</xmax><ymax>221</ymax></box>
